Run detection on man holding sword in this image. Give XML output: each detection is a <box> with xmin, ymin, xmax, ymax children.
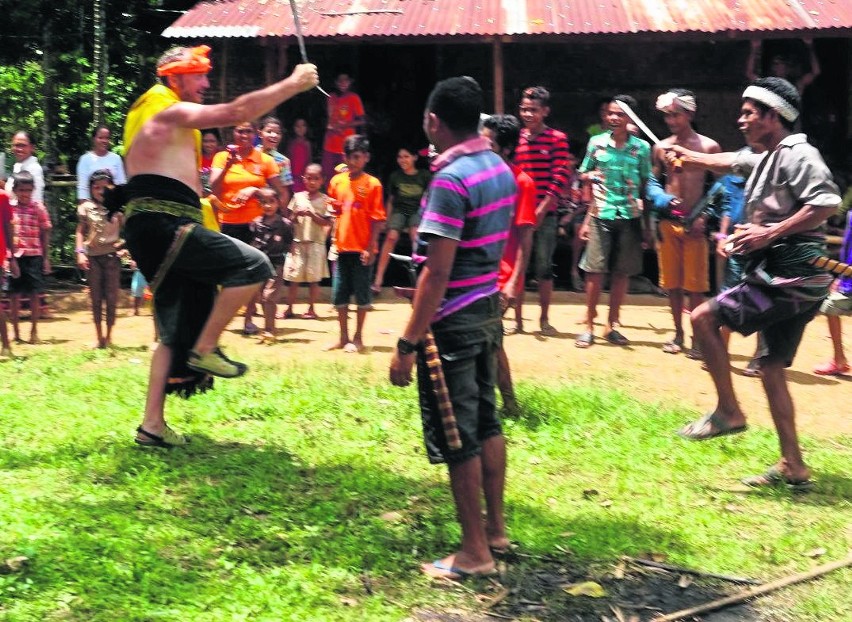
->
<box><xmin>666</xmin><ymin>77</ymin><xmax>841</xmax><ymax>490</ymax></box>
<box><xmin>575</xmin><ymin>94</ymin><xmax>652</xmax><ymax>348</ymax></box>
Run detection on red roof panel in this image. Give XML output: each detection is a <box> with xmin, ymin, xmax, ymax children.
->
<box><xmin>162</xmin><ymin>0</ymin><xmax>852</xmax><ymax>39</ymax></box>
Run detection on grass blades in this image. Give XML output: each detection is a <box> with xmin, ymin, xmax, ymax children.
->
<box><xmin>1</xmin><ymin>348</ymin><xmax>850</xmax><ymax>621</ymax></box>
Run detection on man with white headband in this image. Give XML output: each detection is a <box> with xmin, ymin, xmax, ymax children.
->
<box><xmin>665</xmin><ymin>77</ymin><xmax>840</xmax><ymax>491</ymax></box>
<box><xmin>119</xmin><ymin>45</ymin><xmax>318</xmax><ymax>448</ymax></box>
<box><xmin>647</xmin><ymin>88</ymin><xmax>721</xmax><ymax>357</ymax></box>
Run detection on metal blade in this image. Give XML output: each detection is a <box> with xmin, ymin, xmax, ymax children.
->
<box><xmin>614</xmin><ymin>99</ymin><xmax>661</xmax><ymax>145</ymax></box>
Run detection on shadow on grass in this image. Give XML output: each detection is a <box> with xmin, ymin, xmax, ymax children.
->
<box><xmin>0</xmin><ymin>434</ymin><xmax>696</xmax><ymax>621</ymax></box>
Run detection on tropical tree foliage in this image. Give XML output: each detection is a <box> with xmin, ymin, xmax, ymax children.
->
<box><xmin>0</xmin><ymin>0</ymin><xmax>196</xmax><ymax>166</ymax></box>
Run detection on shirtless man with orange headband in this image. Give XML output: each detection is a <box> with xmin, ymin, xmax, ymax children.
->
<box><xmin>120</xmin><ymin>45</ymin><xmax>317</xmax><ymax>447</ymax></box>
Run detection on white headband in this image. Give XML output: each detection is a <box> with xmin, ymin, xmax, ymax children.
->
<box><xmin>656</xmin><ymin>92</ymin><xmax>696</xmax><ymax>113</ymax></box>
<box><xmin>742</xmin><ymin>86</ymin><xmax>799</xmax><ymax>122</ymax></box>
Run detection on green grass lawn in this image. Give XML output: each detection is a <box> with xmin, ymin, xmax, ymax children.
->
<box><xmin>1</xmin><ymin>347</ymin><xmax>850</xmax><ymax>621</ymax></box>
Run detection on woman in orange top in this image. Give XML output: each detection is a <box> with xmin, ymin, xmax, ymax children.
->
<box><xmin>209</xmin><ymin>121</ymin><xmax>285</xmax><ymax>242</ymax></box>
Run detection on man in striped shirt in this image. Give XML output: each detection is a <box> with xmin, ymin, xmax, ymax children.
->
<box><xmin>514</xmin><ymin>86</ymin><xmax>571</xmax><ymax>335</ymax></box>
<box><xmin>390</xmin><ymin>77</ymin><xmax>516</xmax><ymax>581</ymax></box>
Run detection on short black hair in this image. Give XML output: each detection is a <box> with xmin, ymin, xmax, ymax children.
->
<box><xmin>748</xmin><ymin>77</ymin><xmax>800</xmax><ymax>131</ymax></box>
<box><xmin>521</xmin><ymin>86</ymin><xmax>550</xmax><ymax>106</ymax></box>
<box><xmin>481</xmin><ymin>114</ymin><xmax>522</xmax><ymax>157</ymax></box>
<box><xmin>260</xmin><ymin>116</ymin><xmax>282</xmax><ymax>130</ymax></box>
<box><xmin>12</xmin><ymin>171</ymin><xmax>35</xmax><ymax>188</ymax></box>
<box><xmin>343</xmin><ymin>134</ymin><xmax>370</xmax><ymax>155</ymax></box>
<box><xmin>426</xmin><ymin>76</ymin><xmax>483</xmax><ymax>135</ymax></box>
<box><xmin>669</xmin><ymin>87</ymin><xmax>694</xmax><ymax>99</ymax></box>
<box><xmin>91</xmin><ymin>125</ymin><xmax>111</xmax><ymax>138</ymax></box>
<box><xmin>12</xmin><ymin>130</ymin><xmax>34</xmax><ymax>145</ymax></box>
<box><xmin>612</xmin><ymin>94</ymin><xmax>638</xmax><ymax>110</ymax></box>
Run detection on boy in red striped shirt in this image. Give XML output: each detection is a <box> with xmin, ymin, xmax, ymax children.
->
<box><xmin>514</xmin><ymin>86</ymin><xmax>571</xmax><ymax>335</ymax></box>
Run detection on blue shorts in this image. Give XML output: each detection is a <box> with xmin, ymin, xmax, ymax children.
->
<box><xmin>332</xmin><ymin>252</ymin><xmax>372</xmax><ymax>308</ymax></box>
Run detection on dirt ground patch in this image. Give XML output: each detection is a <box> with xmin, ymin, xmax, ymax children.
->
<box><xmin>31</xmin><ymin>287</ymin><xmax>852</xmax><ymax>438</ymax></box>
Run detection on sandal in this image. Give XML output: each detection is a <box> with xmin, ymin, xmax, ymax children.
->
<box><xmin>742</xmin><ymin>359</ymin><xmax>762</xmax><ymax>377</ymax></box>
<box><xmin>604</xmin><ymin>330</ymin><xmax>629</xmax><ymax>346</ymax></box>
<box><xmin>813</xmin><ymin>361</ymin><xmax>850</xmax><ymax>376</ymax></box>
<box><xmin>421</xmin><ymin>559</ymin><xmax>498</xmax><ymax>581</ymax></box>
<box><xmin>301</xmin><ymin>310</ymin><xmax>318</xmax><ymax>320</ymax></box>
<box><xmin>662</xmin><ymin>339</ymin><xmax>683</xmax><ymax>354</ymax></box>
<box><xmin>678</xmin><ymin>412</ymin><xmax>747</xmax><ymax>441</ymax></box>
<box><xmin>742</xmin><ymin>466</ymin><xmax>813</xmax><ymax>492</ymax></box>
<box><xmin>540</xmin><ymin>322</ymin><xmax>558</xmax><ymax>337</ymax></box>
<box><xmin>575</xmin><ymin>331</ymin><xmax>594</xmax><ymax>348</ymax></box>
<box><xmin>135</xmin><ymin>425</ymin><xmax>189</xmax><ymax>448</ymax></box>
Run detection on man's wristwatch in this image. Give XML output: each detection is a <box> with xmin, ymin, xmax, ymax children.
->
<box><xmin>396</xmin><ymin>337</ymin><xmax>418</xmax><ymax>355</ymax></box>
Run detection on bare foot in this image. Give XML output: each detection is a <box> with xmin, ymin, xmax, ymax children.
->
<box><xmin>324</xmin><ymin>341</ymin><xmax>347</xmax><ymax>351</ymax></box>
<box><xmin>351</xmin><ymin>339</ymin><xmax>365</xmax><ymax>353</ymax></box>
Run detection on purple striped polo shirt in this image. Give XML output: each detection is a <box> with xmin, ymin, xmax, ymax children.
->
<box><xmin>419</xmin><ymin>137</ymin><xmax>517</xmax><ymax>320</ymax></box>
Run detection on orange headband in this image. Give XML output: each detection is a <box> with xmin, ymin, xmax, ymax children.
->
<box><xmin>157</xmin><ymin>45</ymin><xmax>212</xmax><ymax>77</ymax></box>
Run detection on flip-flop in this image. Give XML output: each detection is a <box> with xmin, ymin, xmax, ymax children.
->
<box><xmin>813</xmin><ymin>361</ymin><xmax>851</xmax><ymax>376</ymax></box>
<box><xmin>135</xmin><ymin>425</ymin><xmax>189</xmax><ymax>448</ymax></box>
<box><xmin>742</xmin><ymin>359</ymin><xmax>762</xmax><ymax>377</ymax></box>
<box><xmin>489</xmin><ymin>542</ymin><xmax>518</xmax><ymax>556</ymax></box>
<box><xmin>421</xmin><ymin>559</ymin><xmax>497</xmax><ymax>581</ymax></box>
<box><xmin>662</xmin><ymin>339</ymin><xmax>683</xmax><ymax>354</ymax></box>
<box><xmin>677</xmin><ymin>412</ymin><xmax>747</xmax><ymax>441</ymax></box>
<box><xmin>742</xmin><ymin>467</ymin><xmax>814</xmax><ymax>492</ymax></box>
<box><xmin>301</xmin><ymin>310</ymin><xmax>318</xmax><ymax>320</ymax></box>
<box><xmin>540</xmin><ymin>323</ymin><xmax>558</xmax><ymax>337</ymax></box>
<box><xmin>575</xmin><ymin>331</ymin><xmax>594</xmax><ymax>348</ymax></box>
<box><xmin>604</xmin><ymin>330</ymin><xmax>629</xmax><ymax>346</ymax></box>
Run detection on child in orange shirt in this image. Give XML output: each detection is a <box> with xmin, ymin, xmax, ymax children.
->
<box><xmin>325</xmin><ymin>135</ymin><xmax>385</xmax><ymax>353</ymax></box>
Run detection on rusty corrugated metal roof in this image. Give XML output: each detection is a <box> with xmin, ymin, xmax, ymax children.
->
<box><xmin>162</xmin><ymin>0</ymin><xmax>852</xmax><ymax>40</ymax></box>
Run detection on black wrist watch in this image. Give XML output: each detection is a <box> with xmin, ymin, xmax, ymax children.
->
<box><xmin>396</xmin><ymin>337</ymin><xmax>418</xmax><ymax>355</ymax></box>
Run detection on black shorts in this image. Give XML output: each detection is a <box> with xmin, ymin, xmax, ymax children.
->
<box><xmin>710</xmin><ymin>281</ymin><xmax>823</xmax><ymax>367</ymax></box>
<box><xmin>8</xmin><ymin>256</ymin><xmax>45</xmax><ymax>294</ymax></box>
<box><xmin>332</xmin><ymin>252</ymin><xmax>372</xmax><ymax>308</ymax></box>
<box><xmin>418</xmin><ymin>295</ymin><xmax>503</xmax><ymax>465</ymax></box>
<box><xmin>126</xmin><ymin>213</ymin><xmax>272</xmax><ymax>348</ymax></box>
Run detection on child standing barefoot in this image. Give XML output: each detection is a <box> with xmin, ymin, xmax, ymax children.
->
<box><xmin>248</xmin><ymin>188</ymin><xmax>293</xmax><ymax>342</ymax></box>
<box><xmin>8</xmin><ymin>171</ymin><xmax>51</xmax><ymax>344</ymax></box>
<box><xmin>283</xmin><ymin>163</ymin><xmax>331</xmax><ymax>319</ymax></box>
<box><xmin>325</xmin><ymin>136</ymin><xmax>385</xmax><ymax>352</ymax></box>
<box><xmin>75</xmin><ymin>169</ymin><xmax>123</xmax><ymax>348</ymax></box>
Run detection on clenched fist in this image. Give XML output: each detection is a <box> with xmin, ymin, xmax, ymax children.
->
<box><xmin>291</xmin><ymin>63</ymin><xmax>319</xmax><ymax>92</ymax></box>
